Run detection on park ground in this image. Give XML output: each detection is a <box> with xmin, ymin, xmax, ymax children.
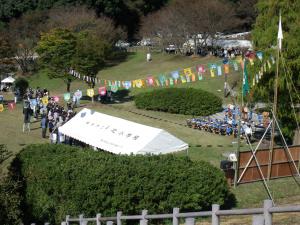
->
<box><xmin>1</xmin><ymin>51</ymin><xmax>299</xmax><ymax>221</ymax></box>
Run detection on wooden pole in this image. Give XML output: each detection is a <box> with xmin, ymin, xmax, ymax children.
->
<box><xmin>268</xmin><ymin>38</ymin><xmax>280</xmax><ymax>180</ymax></box>
<box><xmin>233</xmin><ymin>58</ymin><xmax>244</xmax><ymax>188</ymax></box>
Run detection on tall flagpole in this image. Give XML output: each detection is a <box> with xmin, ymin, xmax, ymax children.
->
<box><xmin>268</xmin><ymin>12</ymin><xmax>283</xmax><ymax>180</ymax></box>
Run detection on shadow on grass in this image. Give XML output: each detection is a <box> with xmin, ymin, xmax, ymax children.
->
<box><xmin>81</xmin><ymin>89</ymin><xmax>133</xmax><ymax>105</ymax></box>
<box><xmin>104</xmin><ymin>51</ymin><xmax>136</xmax><ymax>68</ymax></box>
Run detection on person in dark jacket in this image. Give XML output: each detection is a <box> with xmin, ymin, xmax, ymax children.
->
<box><xmin>41</xmin><ymin>113</ymin><xmax>47</xmax><ymax>138</ymax></box>
<box><xmin>23</xmin><ymin>100</ymin><xmax>32</xmax><ymax>132</ymax></box>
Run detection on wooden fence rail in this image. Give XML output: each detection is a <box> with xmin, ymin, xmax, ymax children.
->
<box><xmin>41</xmin><ymin>200</ymin><xmax>300</xmax><ymax>225</ymax></box>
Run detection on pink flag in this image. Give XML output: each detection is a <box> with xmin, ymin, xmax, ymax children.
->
<box><xmin>98</xmin><ymin>86</ymin><xmax>107</xmax><ymax>96</ymax></box>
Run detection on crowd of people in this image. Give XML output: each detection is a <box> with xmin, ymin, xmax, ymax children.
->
<box><xmin>187</xmin><ymin>105</ymin><xmax>271</xmax><ymax>141</ymax></box>
<box><xmin>22</xmin><ymin>87</ymin><xmax>76</xmax><ymax>143</ymax></box>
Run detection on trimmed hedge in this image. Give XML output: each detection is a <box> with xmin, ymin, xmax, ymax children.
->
<box><xmin>134</xmin><ymin>88</ymin><xmax>222</xmax><ymax>116</ymax></box>
<box><xmin>11</xmin><ymin>144</ymin><xmax>235</xmax><ymax>224</ymax></box>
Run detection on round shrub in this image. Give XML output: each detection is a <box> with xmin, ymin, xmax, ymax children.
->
<box><xmin>134</xmin><ymin>88</ymin><xmax>222</xmax><ymax>116</ymax></box>
<box><xmin>11</xmin><ymin>144</ymin><xmax>235</xmax><ymax>224</ymax></box>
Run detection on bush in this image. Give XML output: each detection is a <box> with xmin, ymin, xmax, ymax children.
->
<box><xmin>134</xmin><ymin>88</ymin><xmax>222</xmax><ymax>116</ymax></box>
<box><xmin>10</xmin><ymin>144</ymin><xmax>235</xmax><ymax>224</ymax></box>
<box><xmin>14</xmin><ymin>77</ymin><xmax>29</xmax><ymax>96</ymax></box>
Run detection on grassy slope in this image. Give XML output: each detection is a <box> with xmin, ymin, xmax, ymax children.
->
<box><xmin>1</xmin><ymin>51</ymin><xmax>299</xmax><ymax>208</ymax></box>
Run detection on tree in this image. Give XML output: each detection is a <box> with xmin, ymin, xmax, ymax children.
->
<box><xmin>72</xmin><ymin>32</ymin><xmax>112</xmax><ymax>87</ymax></box>
<box><xmin>0</xmin><ymin>0</ymin><xmax>168</xmax><ymax>39</ymax></box>
<box><xmin>36</xmin><ymin>28</ymin><xmax>77</xmax><ymax>92</ymax></box>
<box><xmin>14</xmin><ymin>77</ymin><xmax>29</xmax><ymax>96</ymax></box>
<box><xmin>252</xmin><ymin>0</ymin><xmax>300</xmax><ymax>143</ymax></box>
<box><xmin>8</xmin><ymin>10</ymin><xmax>49</xmax><ymax>74</ymax></box>
<box><xmin>0</xmin><ymin>33</ymin><xmax>15</xmax><ymax>76</ymax></box>
<box><xmin>46</xmin><ymin>6</ymin><xmax>126</xmax><ymax>43</ymax></box>
<box><xmin>140</xmin><ymin>0</ymin><xmax>239</xmax><ymax>54</ymax></box>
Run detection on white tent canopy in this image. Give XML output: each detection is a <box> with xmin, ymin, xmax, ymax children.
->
<box><xmin>1</xmin><ymin>76</ymin><xmax>15</xmax><ymax>83</ymax></box>
<box><xmin>58</xmin><ymin>108</ymin><xmax>188</xmax><ymax>155</ymax></box>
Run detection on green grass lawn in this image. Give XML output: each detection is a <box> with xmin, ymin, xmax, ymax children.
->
<box><xmin>1</xmin><ymin>50</ymin><xmax>299</xmax><ymax>209</ymax></box>
<box><xmin>27</xmin><ymin>51</ymin><xmax>242</xmax><ymax>103</ymax></box>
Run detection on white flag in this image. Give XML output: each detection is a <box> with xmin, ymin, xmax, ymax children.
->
<box><xmin>278</xmin><ymin>13</ymin><xmax>283</xmax><ymax>50</ymax></box>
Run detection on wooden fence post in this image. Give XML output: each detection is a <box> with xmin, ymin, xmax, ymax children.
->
<box><xmin>96</xmin><ymin>213</ymin><xmax>101</xmax><ymax>225</ymax></box>
<box><xmin>117</xmin><ymin>211</ymin><xmax>122</xmax><ymax>225</ymax></box>
<box><xmin>185</xmin><ymin>217</ymin><xmax>195</xmax><ymax>225</ymax></box>
<box><xmin>107</xmin><ymin>221</ymin><xmax>113</xmax><ymax>225</ymax></box>
<box><xmin>173</xmin><ymin>208</ymin><xmax>179</xmax><ymax>225</ymax></box>
<box><xmin>264</xmin><ymin>199</ymin><xmax>273</xmax><ymax>225</ymax></box>
<box><xmin>212</xmin><ymin>204</ymin><xmax>220</xmax><ymax>225</ymax></box>
<box><xmin>252</xmin><ymin>215</ymin><xmax>264</xmax><ymax>225</ymax></box>
<box><xmin>140</xmin><ymin>210</ymin><xmax>148</xmax><ymax>225</ymax></box>
<box><xmin>66</xmin><ymin>215</ymin><xmax>70</xmax><ymax>225</ymax></box>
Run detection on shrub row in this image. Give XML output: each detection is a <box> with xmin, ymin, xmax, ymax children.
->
<box><xmin>10</xmin><ymin>144</ymin><xmax>235</xmax><ymax>224</ymax></box>
<box><xmin>134</xmin><ymin>88</ymin><xmax>222</xmax><ymax>116</ymax></box>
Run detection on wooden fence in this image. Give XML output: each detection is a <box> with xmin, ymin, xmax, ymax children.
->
<box><xmin>53</xmin><ymin>200</ymin><xmax>300</xmax><ymax>225</ymax></box>
<box><xmin>238</xmin><ymin>145</ymin><xmax>300</xmax><ymax>183</ymax></box>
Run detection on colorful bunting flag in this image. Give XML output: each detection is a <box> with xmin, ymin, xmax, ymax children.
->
<box><xmin>64</xmin><ymin>93</ymin><xmax>71</xmax><ymax>101</ymax></box>
<box><xmin>224</xmin><ymin>64</ymin><xmax>230</xmax><ymax>74</ymax></box>
<box><xmin>147</xmin><ymin>76</ymin><xmax>154</xmax><ymax>86</ymax></box>
<box><xmin>256</xmin><ymin>51</ymin><xmax>263</xmax><ymax>61</ymax></box>
<box><xmin>217</xmin><ymin>66</ymin><xmax>222</xmax><ymax>76</ymax></box>
<box><xmin>8</xmin><ymin>102</ymin><xmax>15</xmax><ymax>110</ymax></box>
<box><xmin>110</xmin><ymin>84</ymin><xmax>118</xmax><ymax>93</ymax></box>
<box><xmin>267</xmin><ymin>60</ymin><xmax>271</xmax><ymax>70</ymax></box>
<box><xmin>181</xmin><ymin>76</ymin><xmax>186</xmax><ymax>83</ymax></box>
<box><xmin>186</xmin><ymin>75</ymin><xmax>190</xmax><ymax>83</ymax></box>
<box><xmin>210</xmin><ymin>69</ymin><xmax>215</xmax><ymax>78</ymax></box>
<box><xmin>87</xmin><ymin>89</ymin><xmax>95</xmax><ymax>97</ymax></box>
<box><xmin>198</xmin><ymin>74</ymin><xmax>203</xmax><ymax>81</ymax></box>
<box><xmin>155</xmin><ymin>79</ymin><xmax>160</xmax><ymax>86</ymax></box>
<box><xmin>196</xmin><ymin>65</ymin><xmax>205</xmax><ymax>74</ymax></box>
<box><xmin>53</xmin><ymin>96</ymin><xmax>59</xmax><ymax>102</ymax></box>
<box><xmin>99</xmin><ymin>87</ymin><xmax>107</xmax><ymax>96</ymax></box>
<box><xmin>74</xmin><ymin>90</ymin><xmax>82</xmax><ymax>99</ymax></box>
<box><xmin>191</xmin><ymin>74</ymin><xmax>196</xmax><ymax>82</ymax></box>
<box><xmin>135</xmin><ymin>79</ymin><xmax>143</xmax><ymax>88</ymax></box>
<box><xmin>243</xmin><ymin>60</ymin><xmax>250</xmax><ymax>96</ymax></box>
<box><xmin>0</xmin><ymin>104</ymin><xmax>4</xmax><ymax>112</ymax></box>
<box><xmin>42</xmin><ymin>96</ymin><xmax>48</xmax><ymax>105</ymax></box>
<box><xmin>184</xmin><ymin>68</ymin><xmax>193</xmax><ymax>76</ymax></box>
<box><xmin>233</xmin><ymin>62</ymin><xmax>238</xmax><ymax>71</ymax></box>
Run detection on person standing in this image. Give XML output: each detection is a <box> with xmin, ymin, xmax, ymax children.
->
<box><xmin>41</xmin><ymin>114</ymin><xmax>47</xmax><ymax>138</ymax></box>
<box><xmin>23</xmin><ymin>100</ymin><xmax>32</xmax><ymax>132</ymax></box>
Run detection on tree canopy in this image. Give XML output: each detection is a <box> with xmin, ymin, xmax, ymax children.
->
<box><xmin>252</xmin><ymin>0</ymin><xmax>300</xmax><ymax>142</ymax></box>
<box><xmin>0</xmin><ymin>0</ymin><xmax>169</xmax><ymax>39</ymax></box>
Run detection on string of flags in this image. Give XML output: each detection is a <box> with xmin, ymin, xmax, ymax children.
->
<box><xmin>0</xmin><ymin>52</ymin><xmax>276</xmax><ymax>111</ymax></box>
<box><xmin>69</xmin><ymin>53</ymin><xmax>275</xmax><ymax>95</ymax></box>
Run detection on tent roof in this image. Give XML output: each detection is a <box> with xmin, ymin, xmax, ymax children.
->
<box><xmin>1</xmin><ymin>76</ymin><xmax>15</xmax><ymax>83</ymax></box>
<box><xmin>58</xmin><ymin>108</ymin><xmax>188</xmax><ymax>155</ymax></box>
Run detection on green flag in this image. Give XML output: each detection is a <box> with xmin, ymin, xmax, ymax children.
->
<box><xmin>243</xmin><ymin>59</ymin><xmax>250</xmax><ymax>96</ymax></box>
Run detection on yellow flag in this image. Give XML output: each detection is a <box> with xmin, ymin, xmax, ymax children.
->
<box><xmin>210</xmin><ymin>69</ymin><xmax>215</xmax><ymax>78</ymax></box>
<box><xmin>184</xmin><ymin>68</ymin><xmax>192</xmax><ymax>76</ymax></box>
<box><xmin>0</xmin><ymin>104</ymin><xmax>4</xmax><ymax>112</ymax></box>
<box><xmin>87</xmin><ymin>89</ymin><xmax>94</xmax><ymax>97</ymax></box>
<box><xmin>155</xmin><ymin>79</ymin><xmax>160</xmax><ymax>86</ymax></box>
<box><xmin>249</xmin><ymin>58</ymin><xmax>254</xmax><ymax>65</ymax></box>
<box><xmin>135</xmin><ymin>79</ymin><xmax>143</xmax><ymax>88</ymax></box>
<box><xmin>42</xmin><ymin>96</ymin><xmax>48</xmax><ymax>105</ymax></box>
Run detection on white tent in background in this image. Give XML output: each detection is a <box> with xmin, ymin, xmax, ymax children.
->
<box><xmin>1</xmin><ymin>76</ymin><xmax>15</xmax><ymax>84</ymax></box>
<box><xmin>58</xmin><ymin>108</ymin><xmax>188</xmax><ymax>155</ymax></box>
